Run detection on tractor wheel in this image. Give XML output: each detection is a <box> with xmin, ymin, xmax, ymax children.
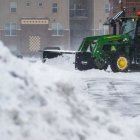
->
<box><xmin>110</xmin><ymin>53</ymin><xmax>129</xmax><ymax>72</ymax></box>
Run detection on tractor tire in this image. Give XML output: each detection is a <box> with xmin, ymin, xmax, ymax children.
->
<box><xmin>110</xmin><ymin>53</ymin><xmax>129</xmax><ymax>72</ymax></box>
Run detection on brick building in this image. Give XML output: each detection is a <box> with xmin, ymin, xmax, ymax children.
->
<box><xmin>0</xmin><ymin>0</ymin><xmax>70</xmax><ymax>56</ymax></box>
<box><xmin>0</xmin><ymin>0</ymin><xmax>109</xmax><ymax>55</ymax></box>
<box><xmin>109</xmin><ymin>0</ymin><xmax>140</xmax><ymax>34</ymax></box>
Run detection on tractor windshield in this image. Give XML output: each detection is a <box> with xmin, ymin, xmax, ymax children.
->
<box><xmin>121</xmin><ymin>19</ymin><xmax>136</xmax><ymax>39</ymax></box>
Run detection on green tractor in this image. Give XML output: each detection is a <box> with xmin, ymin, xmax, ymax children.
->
<box><xmin>42</xmin><ymin>13</ymin><xmax>140</xmax><ymax>72</ymax></box>
<box><xmin>75</xmin><ymin>13</ymin><xmax>140</xmax><ymax>72</ymax></box>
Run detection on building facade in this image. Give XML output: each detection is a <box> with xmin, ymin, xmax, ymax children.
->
<box><xmin>0</xmin><ymin>0</ymin><xmax>109</xmax><ymax>55</ymax></box>
<box><xmin>110</xmin><ymin>0</ymin><xmax>140</xmax><ymax>16</ymax></box>
<box><xmin>0</xmin><ymin>0</ymin><xmax>70</xmax><ymax>55</ymax></box>
<box><xmin>93</xmin><ymin>0</ymin><xmax>110</xmax><ymax>35</ymax></box>
<box><xmin>109</xmin><ymin>0</ymin><xmax>140</xmax><ymax>34</ymax></box>
<box><xmin>70</xmin><ymin>0</ymin><xmax>109</xmax><ymax>49</ymax></box>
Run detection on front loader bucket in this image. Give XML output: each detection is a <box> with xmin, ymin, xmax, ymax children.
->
<box><xmin>75</xmin><ymin>52</ymin><xmax>96</xmax><ymax>70</ymax></box>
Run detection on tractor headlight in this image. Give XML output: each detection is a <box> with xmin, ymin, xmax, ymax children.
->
<box><xmin>123</xmin><ymin>38</ymin><xmax>128</xmax><ymax>42</ymax></box>
<box><xmin>93</xmin><ymin>40</ymin><xmax>97</xmax><ymax>43</ymax></box>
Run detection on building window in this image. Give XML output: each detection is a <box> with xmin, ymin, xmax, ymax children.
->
<box><xmin>38</xmin><ymin>2</ymin><xmax>43</xmax><ymax>7</ymax></box>
<box><xmin>26</xmin><ymin>2</ymin><xmax>30</xmax><ymax>7</ymax></box>
<box><xmin>4</xmin><ymin>23</ymin><xmax>16</xmax><ymax>36</ymax></box>
<box><xmin>52</xmin><ymin>3</ymin><xmax>58</xmax><ymax>13</ymax></box>
<box><xmin>25</xmin><ymin>0</ymin><xmax>31</xmax><ymax>7</ymax></box>
<box><xmin>105</xmin><ymin>4</ymin><xmax>110</xmax><ymax>13</ymax></box>
<box><xmin>10</xmin><ymin>2</ymin><xmax>17</xmax><ymax>12</ymax></box>
<box><xmin>119</xmin><ymin>0</ymin><xmax>122</xmax><ymax>3</ymax></box>
<box><xmin>52</xmin><ymin>23</ymin><xmax>64</xmax><ymax>36</ymax></box>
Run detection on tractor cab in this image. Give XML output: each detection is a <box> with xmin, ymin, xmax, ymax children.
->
<box><xmin>133</xmin><ymin>17</ymin><xmax>140</xmax><ymax>63</ymax></box>
<box><xmin>121</xmin><ymin>18</ymin><xmax>136</xmax><ymax>39</ymax></box>
<box><xmin>120</xmin><ymin>13</ymin><xmax>140</xmax><ymax>64</ymax></box>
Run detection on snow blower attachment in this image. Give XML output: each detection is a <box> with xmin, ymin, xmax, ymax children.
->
<box><xmin>42</xmin><ymin>48</ymin><xmax>77</xmax><ymax>63</ymax></box>
<box><xmin>75</xmin><ymin>52</ymin><xmax>96</xmax><ymax>70</ymax></box>
<box><xmin>41</xmin><ymin>47</ymin><xmax>62</xmax><ymax>62</ymax></box>
<box><xmin>41</xmin><ymin>12</ymin><xmax>140</xmax><ymax>72</ymax></box>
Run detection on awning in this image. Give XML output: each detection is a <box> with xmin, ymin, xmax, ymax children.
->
<box><xmin>104</xmin><ymin>11</ymin><xmax>124</xmax><ymax>25</ymax></box>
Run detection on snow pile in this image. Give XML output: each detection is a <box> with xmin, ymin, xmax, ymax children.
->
<box><xmin>0</xmin><ymin>41</ymin><xmax>140</xmax><ymax>140</ymax></box>
<box><xmin>45</xmin><ymin>53</ymin><xmax>75</xmax><ymax>70</ymax></box>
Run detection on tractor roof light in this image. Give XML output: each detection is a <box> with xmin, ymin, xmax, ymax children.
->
<box><xmin>136</xmin><ymin>11</ymin><xmax>140</xmax><ymax>16</ymax></box>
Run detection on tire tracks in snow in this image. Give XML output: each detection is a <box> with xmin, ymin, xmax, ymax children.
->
<box><xmin>84</xmin><ymin>78</ymin><xmax>140</xmax><ymax>117</ymax></box>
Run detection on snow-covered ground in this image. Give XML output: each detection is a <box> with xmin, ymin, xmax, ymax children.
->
<box><xmin>1</xmin><ymin>41</ymin><xmax>140</xmax><ymax>140</ymax></box>
<box><xmin>46</xmin><ymin>54</ymin><xmax>140</xmax><ymax>117</ymax></box>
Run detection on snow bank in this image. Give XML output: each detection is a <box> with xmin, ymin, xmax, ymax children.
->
<box><xmin>0</xmin><ymin>41</ymin><xmax>140</xmax><ymax>140</ymax></box>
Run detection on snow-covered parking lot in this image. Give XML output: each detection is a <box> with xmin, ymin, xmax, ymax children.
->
<box><xmin>46</xmin><ymin>53</ymin><xmax>140</xmax><ymax>117</ymax></box>
<box><xmin>1</xmin><ymin>41</ymin><xmax>140</xmax><ymax>140</ymax></box>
